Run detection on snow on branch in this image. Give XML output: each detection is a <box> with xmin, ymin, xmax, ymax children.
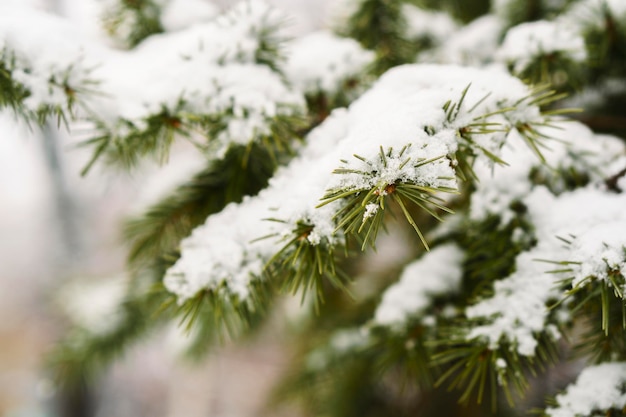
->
<box><xmin>163</xmin><ymin>63</ymin><xmax>563</xmax><ymax>306</ymax></box>
<box><xmin>465</xmin><ymin>185</ymin><xmax>626</xmax><ymax>357</ymax></box>
<box><xmin>83</xmin><ymin>0</ymin><xmax>306</xmax><ymax>171</ymax></box>
<box><xmin>373</xmin><ymin>243</ymin><xmax>464</xmax><ymax>327</ymax></box>
<box><xmin>545</xmin><ymin>362</ymin><xmax>626</xmax><ymax>417</ymax></box>
<box><xmin>284</xmin><ymin>31</ymin><xmax>375</xmax><ymax>100</ymax></box>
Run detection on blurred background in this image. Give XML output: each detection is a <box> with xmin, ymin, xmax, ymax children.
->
<box><xmin>0</xmin><ymin>0</ymin><xmax>334</xmax><ymax>416</ymax></box>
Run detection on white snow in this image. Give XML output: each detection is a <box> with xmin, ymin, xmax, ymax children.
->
<box><xmin>466</xmin><ymin>185</ymin><xmax>626</xmax><ymax>356</ymax></box>
<box><xmin>469</xmin><ymin>121</ymin><xmax>626</xmax><ymax>223</ymax></box>
<box><xmin>422</xmin><ymin>15</ymin><xmax>503</xmax><ymax>66</ymax></box>
<box><xmin>284</xmin><ymin>31</ymin><xmax>375</xmax><ymax>96</ymax></box>
<box><xmin>497</xmin><ymin>20</ymin><xmax>586</xmax><ymax>74</ymax></box>
<box><xmin>0</xmin><ymin>6</ymin><xmax>96</xmax><ymax>115</ymax></box>
<box><xmin>374</xmin><ymin>243</ymin><xmax>464</xmax><ymax>326</ymax></box>
<box><xmin>546</xmin><ymin>362</ymin><xmax>626</xmax><ymax>417</ymax></box>
<box><xmin>87</xmin><ymin>0</ymin><xmax>306</xmax><ymax>158</ymax></box>
<box><xmin>402</xmin><ymin>4</ymin><xmax>458</xmax><ymax>44</ymax></box>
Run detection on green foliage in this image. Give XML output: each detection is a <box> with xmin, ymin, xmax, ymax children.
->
<box><xmin>546</xmin><ymin>242</ymin><xmax>626</xmax><ymax>358</ymax></box>
<box><xmin>512</xmin><ymin>54</ymin><xmax>587</xmax><ymax>92</ymax></box>
<box><xmin>303</xmin><ymin>75</ymin><xmax>372</xmax><ymax>125</ymax></box>
<box><xmin>81</xmin><ymin>102</ymin><xmax>187</xmax><ymax>174</ymax></box>
<box><xmin>173</xmin><ymin>279</ymin><xmax>273</xmax><ymax>356</ymax></box>
<box><xmin>452</xmin><ymin>210</ymin><xmax>536</xmax><ymax>297</ymax></box>
<box><xmin>0</xmin><ymin>50</ymin><xmax>29</xmax><ymax>114</ymax></box>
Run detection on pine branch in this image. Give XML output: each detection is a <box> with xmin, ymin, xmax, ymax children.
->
<box><xmin>0</xmin><ymin>47</ymin><xmax>98</xmax><ymax>126</ymax></box>
<box><xmin>174</xmin><ymin>277</ymin><xmax>273</xmax><ymax>356</ymax></box>
<box><xmin>432</xmin><ymin>332</ymin><xmax>559</xmax><ymax>410</ymax></box>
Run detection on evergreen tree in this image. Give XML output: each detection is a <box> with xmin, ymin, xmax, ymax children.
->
<box><xmin>2</xmin><ymin>0</ymin><xmax>626</xmax><ymax>415</ymax></box>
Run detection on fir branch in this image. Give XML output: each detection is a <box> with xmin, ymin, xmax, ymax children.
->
<box><xmin>452</xmin><ymin>210</ymin><xmax>536</xmax><ymax>298</ymax></box>
<box><xmin>0</xmin><ymin>51</ymin><xmax>29</xmax><ymax>114</ymax></box>
<box><xmin>583</xmin><ymin>2</ymin><xmax>626</xmax><ymax>83</ymax></box>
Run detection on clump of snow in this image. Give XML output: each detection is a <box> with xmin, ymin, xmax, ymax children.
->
<box><xmin>164</xmin><ymin>64</ymin><xmax>554</xmax><ymax>303</ymax></box>
<box><xmin>160</xmin><ymin>0</ymin><xmax>219</xmax><ymax>32</ymax></box>
<box><xmin>0</xmin><ymin>5</ymin><xmax>97</xmax><ymax>115</ymax></box>
<box><xmin>57</xmin><ymin>275</ymin><xmax>127</xmax><ymax>335</ymax></box>
<box><xmin>568</xmin><ymin>223</ymin><xmax>626</xmax><ymax>293</ymax></box>
<box><xmin>497</xmin><ymin>20</ymin><xmax>586</xmax><ymax>74</ymax></box>
<box><xmin>402</xmin><ymin>4</ymin><xmax>458</xmax><ymax>44</ymax></box>
<box><xmin>466</xmin><ymin>185</ymin><xmax>626</xmax><ymax>356</ymax></box>
<box><xmin>546</xmin><ymin>362</ymin><xmax>626</xmax><ymax>417</ymax></box>
<box><xmin>421</xmin><ymin>15</ymin><xmax>503</xmax><ymax>66</ymax></box>
<box><xmin>284</xmin><ymin>31</ymin><xmax>375</xmax><ymax>97</ymax></box>
<box><xmin>374</xmin><ymin>243</ymin><xmax>464</xmax><ymax>326</ymax></box>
